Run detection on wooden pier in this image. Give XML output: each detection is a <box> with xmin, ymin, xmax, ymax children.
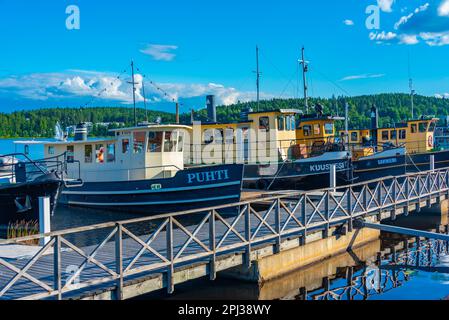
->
<box><xmin>1</xmin><ymin>168</ymin><xmax>449</xmax><ymax>300</ymax></box>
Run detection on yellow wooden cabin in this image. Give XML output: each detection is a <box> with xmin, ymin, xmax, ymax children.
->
<box><xmin>339</xmin><ymin>118</ymin><xmax>437</xmax><ymax>160</ymax></box>
<box><xmin>193</xmin><ymin>109</ymin><xmax>300</xmax><ymax>164</ymax></box>
<box><xmin>296</xmin><ymin>115</ymin><xmax>344</xmax><ymax>156</ymax></box>
<box><xmin>377</xmin><ymin>118</ymin><xmax>437</xmax><ymax>154</ymax></box>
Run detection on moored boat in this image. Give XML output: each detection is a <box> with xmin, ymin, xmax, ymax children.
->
<box><xmin>42</xmin><ymin>123</ymin><xmax>244</xmax><ymax>213</ymax></box>
<box><xmin>0</xmin><ymin>153</ymin><xmax>67</xmax><ymax>225</ymax></box>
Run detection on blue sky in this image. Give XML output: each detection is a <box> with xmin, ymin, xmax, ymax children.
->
<box><xmin>1</xmin><ymin>0</ymin><xmax>449</xmax><ymax>113</ymax></box>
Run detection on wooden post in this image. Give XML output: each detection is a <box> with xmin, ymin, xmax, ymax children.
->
<box><xmin>329</xmin><ymin>164</ymin><xmax>336</xmax><ymax>192</ymax></box>
<box><xmin>39</xmin><ymin>197</ymin><xmax>51</xmax><ymax>246</ymax></box>
<box><xmin>115</xmin><ymin>224</ymin><xmax>123</xmax><ymax>300</ymax></box>
<box><xmin>166</xmin><ymin>217</ymin><xmax>174</xmax><ymax>293</ymax></box>
<box><xmin>348</xmin><ymin>188</ymin><xmax>353</xmax><ymax>232</ymax></box>
<box><xmin>301</xmin><ymin>195</ymin><xmax>307</xmax><ymax>245</ymax></box>
<box><xmin>54</xmin><ymin>235</ymin><xmax>62</xmax><ymax>300</ymax></box>
<box><xmin>209</xmin><ymin>211</ymin><xmax>216</xmax><ymax>280</ymax></box>
<box><xmin>274</xmin><ymin>199</ymin><xmax>281</xmax><ymax>253</ymax></box>
<box><xmin>324</xmin><ymin>191</ymin><xmax>330</xmax><ymax>238</ymax></box>
<box><xmin>244</xmin><ymin>204</ymin><xmax>251</xmax><ymax>269</ymax></box>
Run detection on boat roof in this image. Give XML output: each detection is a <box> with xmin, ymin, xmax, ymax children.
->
<box><xmin>14</xmin><ymin>138</ymin><xmax>116</xmax><ymax>145</ymax></box>
<box><xmin>248</xmin><ymin>109</ymin><xmax>302</xmax><ymax>115</ymax></box>
<box><xmin>109</xmin><ymin>123</ymin><xmax>192</xmax><ymax>132</ymax></box>
<box><xmin>299</xmin><ymin>115</ymin><xmax>345</xmax><ymax>121</ymax></box>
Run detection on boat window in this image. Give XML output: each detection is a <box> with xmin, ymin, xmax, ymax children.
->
<box><xmin>277</xmin><ymin>116</ymin><xmax>285</xmax><ymax>131</ymax></box>
<box><xmin>203</xmin><ymin>129</ymin><xmax>214</xmax><ymax>144</ymax></box>
<box><xmin>107</xmin><ymin>144</ymin><xmax>115</xmax><ymax>163</ymax></box>
<box><xmin>313</xmin><ymin>124</ymin><xmax>321</xmax><ymax>135</ymax></box>
<box><xmin>48</xmin><ymin>146</ymin><xmax>55</xmax><ymax>155</ymax></box>
<box><xmin>95</xmin><ymin>144</ymin><xmax>105</xmax><ymax>164</ymax></box>
<box><xmin>259</xmin><ymin>117</ymin><xmax>270</xmax><ymax>132</ymax></box>
<box><xmin>177</xmin><ymin>132</ymin><xmax>184</xmax><ymax>152</ymax></box>
<box><xmin>84</xmin><ymin>145</ymin><xmax>93</xmax><ymax>163</ymax></box>
<box><xmin>214</xmin><ymin>129</ymin><xmax>223</xmax><ymax>143</ymax></box>
<box><xmin>67</xmin><ymin>146</ymin><xmax>74</xmax><ymax>163</ymax></box>
<box><xmin>122</xmin><ymin>139</ymin><xmax>129</xmax><ymax>154</ymax></box>
<box><xmin>390</xmin><ymin>130</ymin><xmax>397</xmax><ymax>140</ymax></box>
<box><xmin>381</xmin><ymin>131</ymin><xmax>389</xmax><ymax>140</ymax></box>
<box><xmin>351</xmin><ymin>132</ymin><xmax>358</xmax><ymax>142</ymax></box>
<box><xmin>411</xmin><ymin>124</ymin><xmax>417</xmax><ymax>133</ymax></box>
<box><xmin>303</xmin><ymin>125</ymin><xmax>312</xmax><ymax>137</ymax></box>
<box><xmin>324</xmin><ymin>123</ymin><xmax>334</xmax><ymax>135</ymax></box>
<box><xmin>164</xmin><ymin>131</ymin><xmax>178</xmax><ymax>152</ymax></box>
<box><xmin>133</xmin><ymin>132</ymin><xmax>146</xmax><ymax>154</ymax></box>
<box><xmin>225</xmin><ymin>128</ymin><xmax>234</xmax><ymax>144</ymax></box>
<box><xmin>419</xmin><ymin>122</ymin><xmax>428</xmax><ymax>133</ymax></box>
<box><xmin>147</xmin><ymin>131</ymin><xmax>163</xmax><ymax>152</ymax></box>
<box><xmin>429</xmin><ymin>122</ymin><xmax>436</xmax><ymax>132</ymax></box>
<box><xmin>399</xmin><ymin>129</ymin><xmax>406</xmax><ymax>140</ymax></box>
<box><xmin>291</xmin><ymin>116</ymin><xmax>296</xmax><ymax>131</ymax></box>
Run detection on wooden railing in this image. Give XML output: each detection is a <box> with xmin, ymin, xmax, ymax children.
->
<box><xmin>0</xmin><ymin>168</ymin><xmax>449</xmax><ymax>300</ymax></box>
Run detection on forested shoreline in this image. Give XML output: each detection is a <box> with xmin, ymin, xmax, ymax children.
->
<box><xmin>1</xmin><ymin>93</ymin><xmax>448</xmax><ymax>138</ymax></box>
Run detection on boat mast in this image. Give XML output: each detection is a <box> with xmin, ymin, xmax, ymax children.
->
<box><xmin>299</xmin><ymin>46</ymin><xmax>309</xmax><ymax>114</ymax></box>
<box><xmin>130</xmin><ymin>61</ymin><xmax>137</xmax><ymax>126</ymax></box>
<box><xmin>142</xmin><ymin>76</ymin><xmax>148</xmax><ymax>122</ymax></box>
<box><xmin>255</xmin><ymin>45</ymin><xmax>260</xmax><ymax>112</ymax></box>
<box><xmin>408</xmin><ymin>52</ymin><xmax>415</xmax><ymax>119</ymax></box>
<box><xmin>409</xmin><ymin>78</ymin><xmax>415</xmax><ymax>120</ymax></box>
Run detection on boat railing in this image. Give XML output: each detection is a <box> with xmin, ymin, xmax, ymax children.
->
<box><xmin>66</xmin><ymin>164</ymin><xmax>182</xmax><ymax>181</ymax></box>
<box><xmin>0</xmin><ymin>152</ymin><xmax>83</xmax><ymax>186</ymax></box>
<box><xmin>187</xmin><ymin>134</ymin><xmax>350</xmax><ymax>165</ymax></box>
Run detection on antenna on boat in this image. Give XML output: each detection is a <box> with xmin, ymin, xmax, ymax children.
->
<box><xmin>408</xmin><ymin>52</ymin><xmax>415</xmax><ymax>119</ymax></box>
<box><xmin>299</xmin><ymin>46</ymin><xmax>309</xmax><ymax>114</ymax></box>
<box><xmin>142</xmin><ymin>75</ymin><xmax>149</xmax><ymax>123</ymax></box>
<box><xmin>127</xmin><ymin>60</ymin><xmax>138</xmax><ymax>126</ymax></box>
<box><xmin>254</xmin><ymin>45</ymin><xmax>261</xmax><ymax>112</ymax></box>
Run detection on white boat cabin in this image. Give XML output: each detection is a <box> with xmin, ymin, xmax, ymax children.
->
<box><xmin>42</xmin><ymin>124</ymin><xmax>191</xmax><ymax>182</ymax></box>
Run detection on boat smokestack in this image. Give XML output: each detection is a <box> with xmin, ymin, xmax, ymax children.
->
<box><xmin>206</xmin><ymin>95</ymin><xmax>217</xmax><ymax>123</ymax></box>
<box><xmin>74</xmin><ymin>123</ymin><xmax>88</xmax><ymax>141</ymax></box>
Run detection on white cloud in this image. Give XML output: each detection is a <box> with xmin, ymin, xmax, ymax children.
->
<box><xmin>343</xmin><ymin>19</ymin><xmax>354</xmax><ymax>26</ymax></box>
<box><xmin>140</xmin><ymin>44</ymin><xmax>178</xmax><ymax>61</ymax></box>
<box><xmin>439</xmin><ymin>0</ymin><xmax>449</xmax><ymax>16</ymax></box>
<box><xmin>340</xmin><ymin>74</ymin><xmax>386</xmax><ymax>81</ymax></box>
<box><xmin>435</xmin><ymin>93</ymin><xmax>449</xmax><ymax>99</ymax></box>
<box><xmin>0</xmin><ymin>71</ymin><xmax>270</xmax><ymax>107</ymax></box>
<box><xmin>399</xmin><ymin>34</ymin><xmax>420</xmax><ymax>44</ymax></box>
<box><xmin>394</xmin><ymin>3</ymin><xmax>430</xmax><ymax>30</ymax></box>
<box><xmin>377</xmin><ymin>0</ymin><xmax>395</xmax><ymax>12</ymax></box>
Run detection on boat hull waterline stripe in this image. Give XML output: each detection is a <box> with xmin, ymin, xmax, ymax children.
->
<box><xmin>67</xmin><ymin>194</ymin><xmax>241</xmax><ymax>206</ymax></box>
<box><xmin>62</xmin><ymin>181</ymin><xmax>241</xmax><ymax>196</ymax></box>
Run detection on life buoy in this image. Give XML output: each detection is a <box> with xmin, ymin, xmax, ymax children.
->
<box><xmin>428</xmin><ymin>135</ymin><xmax>434</xmax><ymax>148</ymax></box>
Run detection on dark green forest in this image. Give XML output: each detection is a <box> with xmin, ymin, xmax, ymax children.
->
<box><xmin>1</xmin><ymin>93</ymin><xmax>449</xmax><ymax>138</ymax></box>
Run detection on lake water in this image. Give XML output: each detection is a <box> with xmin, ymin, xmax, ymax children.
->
<box><xmin>0</xmin><ymin>138</ymin><xmax>45</xmax><ymax>159</ymax></box>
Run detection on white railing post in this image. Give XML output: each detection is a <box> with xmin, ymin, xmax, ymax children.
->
<box><xmin>38</xmin><ymin>197</ymin><xmax>51</xmax><ymax>246</ymax></box>
<box><xmin>330</xmin><ymin>164</ymin><xmax>336</xmax><ymax>193</ymax></box>
<box><xmin>430</xmin><ymin>155</ymin><xmax>435</xmax><ymax>172</ymax></box>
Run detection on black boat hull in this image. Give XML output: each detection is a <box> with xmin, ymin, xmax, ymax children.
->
<box><xmin>59</xmin><ymin>164</ymin><xmax>244</xmax><ymax>214</ymax></box>
<box><xmin>243</xmin><ymin>152</ymin><xmax>352</xmax><ymax>191</ymax></box>
<box><xmin>353</xmin><ymin>149</ymin><xmax>449</xmax><ymax>184</ymax></box>
<box><xmin>0</xmin><ymin>173</ymin><xmax>61</xmax><ymax>225</ymax></box>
